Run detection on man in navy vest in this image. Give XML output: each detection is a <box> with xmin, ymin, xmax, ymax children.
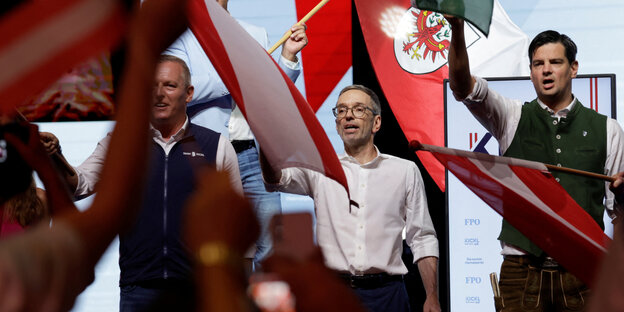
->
<box><xmin>164</xmin><ymin>0</ymin><xmax>307</xmax><ymax>267</ymax></box>
<box><xmin>448</xmin><ymin>17</ymin><xmax>624</xmax><ymax>311</ymax></box>
<box><xmin>65</xmin><ymin>55</ymin><xmax>241</xmax><ymax>311</ymax></box>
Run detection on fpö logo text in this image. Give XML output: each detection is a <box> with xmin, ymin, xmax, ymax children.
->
<box><xmin>464</xmin><ymin>218</ymin><xmax>480</xmax><ymax>226</ymax></box>
<box><xmin>465</xmin><ymin>276</ymin><xmax>482</xmax><ymax>284</ymax></box>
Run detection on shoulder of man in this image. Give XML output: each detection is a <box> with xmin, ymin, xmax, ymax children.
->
<box><xmin>187</xmin><ymin>122</ymin><xmax>222</xmax><ymax>141</ymax></box>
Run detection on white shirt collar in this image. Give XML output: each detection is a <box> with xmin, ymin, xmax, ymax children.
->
<box><xmin>339</xmin><ymin>145</ymin><xmax>386</xmax><ymax>166</ymax></box>
<box><xmin>537</xmin><ymin>96</ymin><xmax>577</xmax><ymax>119</ymax></box>
<box><xmin>150</xmin><ymin>116</ymin><xmax>190</xmax><ymax>142</ymax></box>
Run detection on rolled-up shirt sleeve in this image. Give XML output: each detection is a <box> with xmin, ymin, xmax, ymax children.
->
<box><xmin>215</xmin><ymin>135</ymin><xmax>243</xmax><ymax>196</ymax></box>
<box><xmin>461</xmin><ymin>76</ymin><xmax>523</xmax><ymax>154</ymax></box>
<box><xmin>74</xmin><ymin>134</ymin><xmax>111</xmax><ymax>199</ymax></box>
<box><xmin>404</xmin><ymin>161</ymin><xmax>439</xmax><ymax>262</ymax></box>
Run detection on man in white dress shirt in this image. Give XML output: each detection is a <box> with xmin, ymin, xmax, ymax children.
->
<box><xmin>261</xmin><ymin>85</ymin><xmax>441</xmax><ymax>312</ymax></box>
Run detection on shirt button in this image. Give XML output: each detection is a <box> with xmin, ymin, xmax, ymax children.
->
<box><xmin>553</xmin><ymin>120</ymin><xmax>558</xmax><ymax>125</ymax></box>
<box><xmin>556</xmin><ymin>134</ymin><xmax>561</xmax><ymax>140</ymax></box>
<box><xmin>359</xmin><ymin>224</ymin><xmax>364</xmax><ymax>229</ymax></box>
<box><xmin>360</xmin><ymin>184</ymin><xmax>365</xmax><ymax>188</ymax></box>
<box><xmin>358</xmin><ymin>246</ymin><xmax>362</xmax><ymax>250</ymax></box>
<box><xmin>556</xmin><ymin>148</ymin><xmax>561</xmax><ymax>154</ymax></box>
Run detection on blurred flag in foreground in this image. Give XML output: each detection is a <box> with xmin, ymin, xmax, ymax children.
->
<box><xmin>0</xmin><ymin>0</ymin><xmax>126</xmax><ymax>112</ymax></box>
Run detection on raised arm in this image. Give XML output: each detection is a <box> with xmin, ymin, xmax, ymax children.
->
<box><xmin>38</xmin><ymin>131</ymin><xmax>79</xmax><ymax>195</ymax></box>
<box><xmin>447</xmin><ymin>17</ymin><xmax>475</xmax><ymax>100</ymax></box>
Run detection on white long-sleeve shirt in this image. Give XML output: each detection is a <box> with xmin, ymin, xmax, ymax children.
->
<box><xmin>74</xmin><ymin>117</ymin><xmax>242</xmax><ymax>198</ymax></box>
<box><xmin>268</xmin><ymin>147</ymin><xmax>438</xmax><ymax>275</ymax></box>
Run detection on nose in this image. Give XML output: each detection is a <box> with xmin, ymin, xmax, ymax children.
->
<box><xmin>344</xmin><ymin>107</ymin><xmax>356</xmax><ymax>119</ymax></box>
<box><xmin>543</xmin><ymin>62</ymin><xmax>552</xmax><ymax>74</ymax></box>
<box><xmin>154</xmin><ymin>84</ymin><xmax>164</xmax><ymax>98</ymax></box>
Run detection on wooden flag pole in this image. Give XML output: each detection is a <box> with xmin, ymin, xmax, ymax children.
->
<box><xmin>409</xmin><ymin>140</ymin><xmax>616</xmax><ymax>183</ymax></box>
<box><xmin>267</xmin><ymin>0</ymin><xmax>330</xmax><ymax>54</ymax></box>
<box><xmin>544</xmin><ymin>164</ymin><xmax>615</xmax><ymax>182</ymax></box>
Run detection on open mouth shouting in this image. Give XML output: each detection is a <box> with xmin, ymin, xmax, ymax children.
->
<box><xmin>542</xmin><ymin>78</ymin><xmax>554</xmax><ymax>90</ymax></box>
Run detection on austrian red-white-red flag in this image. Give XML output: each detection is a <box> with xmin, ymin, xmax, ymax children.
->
<box><xmin>187</xmin><ymin>0</ymin><xmax>349</xmax><ymax>192</ymax></box>
<box><xmin>0</xmin><ymin>0</ymin><xmax>126</xmax><ymax>112</ymax></box>
<box><xmin>416</xmin><ymin>142</ymin><xmax>610</xmax><ymax>287</ymax></box>
<box><xmin>354</xmin><ymin>0</ymin><xmax>528</xmax><ymax>191</ymax></box>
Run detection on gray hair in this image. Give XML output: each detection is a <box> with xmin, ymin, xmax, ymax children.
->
<box><xmin>159</xmin><ymin>54</ymin><xmax>192</xmax><ymax>88</ymax></box>
<box><xmin>338</xmin><ymin>85</ymin><xmax>381</xmax><ymax>115</ymax></box>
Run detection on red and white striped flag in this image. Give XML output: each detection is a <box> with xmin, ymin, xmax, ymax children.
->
<box><xmin>416</xmin><ymin>142</ymin><xmax>610</xmax><ymax>286</ymax></box>
<box><xmin>0</xmin><ymin>0</ymin><xmax>126</xmax><ymax>113</ymax></box>
<box><xmin>186</xmin><ymin>0</ymin><xmax>349</xmax><ymax>192</ymax></box>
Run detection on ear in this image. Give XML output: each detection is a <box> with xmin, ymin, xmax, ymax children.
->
<box><xmin>186</xmin><ymin>85</ymin><xmax>194</xmax><ymax>103</ymax></box>
<box><xmin>570</xmin><ymin>60</ymin><xmax>579</xmax><ymax>78</ymax></box>
<box><xmin>371</xmin><ymin>114</ymin><xmax>381</xmax><ymax>134</ymax></box>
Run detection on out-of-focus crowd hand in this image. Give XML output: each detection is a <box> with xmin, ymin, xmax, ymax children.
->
<box><xmin>39</xmin><ymin>132</ymin><xmax>60</xmax><ymax>156</ymax></box>
<box><xmin>0</xmin><ymin>221</ymin><xmax>91</xmax><ymax>312</ymax></box>
<box><xmin>281</xmin><ymin>23</ymin><xmax>308</xmax><ymax>62</ymax></box>
<box><xmin>185</xmin><ymin>167</ymin><xmax>259</xmax><ymax>258</ymax></box>
<box><xmin>185</xmin><ymin>168</ymin><xmax>259</xmax><ymax>312</ymax></box>
<box><xmin>263</xmin><ymin>248</ymin><xmax>367</xmax><ymax>312</ymax></box>
<box><xmin>5</xmin><ymin>124</ymin><xmax>54</xmax><ymax>173</ymax></box>
<box><xmin>5</xmin><ymin>123</ymin><xmax>75</xmax><ymax>216</ymax></box>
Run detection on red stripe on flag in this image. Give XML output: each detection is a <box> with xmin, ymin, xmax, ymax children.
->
<box><xmin>0</xmin><ymin>0</ymin><xmax>85</xmax><ymax>46</ymax></box>
<box><xmin>294</xmin><ymin>0</ymin><xmax>352</xmax><ymax>111</ymax></box>
<box><xmin>594</xmin><ymin>77</ymin><xmax>598</xmax><ymax>111</ymax></box>
<box><xmin>0</xmin><ymin>2</ymin><xmax>125</xmax><ymax>111</ymax></box>
<box><xmin>590</xmin><ymin>77</ymin><xmax>594</xmax><ymax>111</ymax></box>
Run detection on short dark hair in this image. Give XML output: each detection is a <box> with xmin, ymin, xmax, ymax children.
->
<box><xmin>528</xmin><ymin>30</ymin><xmax>577</xmax><ymax>65</ymax></box>
<box><xmin>338</xmin><ymin>85</ymin><xmax>381</xmax><ymax>115</ymax></box>
<box><xmin>159</xmin><ymin>54</ymin><xmax>192</xmax><ymax>88</ymax></box>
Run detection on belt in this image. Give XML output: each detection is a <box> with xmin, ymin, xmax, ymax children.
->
<box><xmin>504</xmin><ymin>255</ymin><xmax>560</xmax><ymax>269</ymax></box>
<box><xmin>338</xmin><ymin>272</ymin><xmax>403</xmax><ymax>289</ymax></box>
<box><xmin>132</xmin><ymin>278</ymin><xmax>193</xmax><ymax>290</ymax></box>
<box><xmin>231</xmin><ymin>140</ymin><xmax>255</xmax><ymax>153</ymax></box>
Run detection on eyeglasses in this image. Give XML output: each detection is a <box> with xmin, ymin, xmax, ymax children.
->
<box><xmin>332</xmin><ymin>105</ymin><xmax>377</xmax><ymax>119</ymax></box>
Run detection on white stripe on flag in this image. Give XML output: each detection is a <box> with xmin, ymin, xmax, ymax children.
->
<box><xmin>0</xmin><ymin>0</ymin><xmax>117</xmax><ymax>87</ymax></box>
